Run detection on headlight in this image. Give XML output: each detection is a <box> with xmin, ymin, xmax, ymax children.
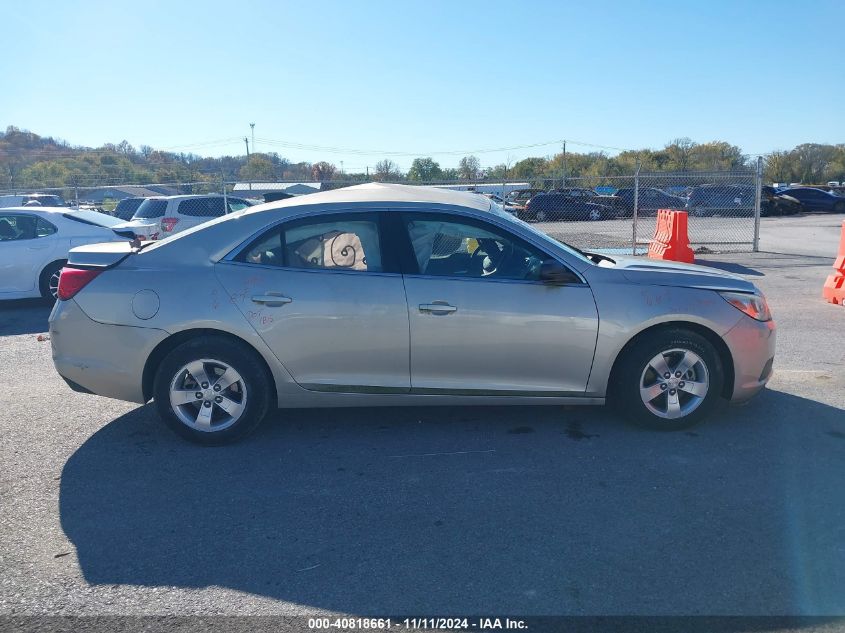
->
<box><xmin>719</xmin><ymin>291</ymin><xmax>772</xmax><ymax>322</ymax></box>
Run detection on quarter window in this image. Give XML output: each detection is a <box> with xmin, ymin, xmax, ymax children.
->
<box><xmin>37</xmin><ymin>218</ymin><xmax>57</xmax><ymax>237</ymax></box>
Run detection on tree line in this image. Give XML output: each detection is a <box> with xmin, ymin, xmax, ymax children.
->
<box><xmin>1</xmin><ymin>126</ymin><xmax>843</xmax><ymax>190</ymax></box>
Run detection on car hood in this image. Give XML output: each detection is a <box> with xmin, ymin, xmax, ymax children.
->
<box><xmin>604</xmin><ymin>256</ymin><xmax>757</xmax><ymax>293</ymax></box>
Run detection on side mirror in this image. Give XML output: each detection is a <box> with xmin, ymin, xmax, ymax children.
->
<box><xmin>540</xmin><ymin>259</ymin><xmax>580</xmax><ymax>285</ymax></box>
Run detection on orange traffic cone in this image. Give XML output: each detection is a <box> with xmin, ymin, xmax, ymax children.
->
<box><xmin>648</xmin><ymin>209</ymin><xmax>694</xmax><ymax>264</ymax></box>
<box><xmin>822</xmin><ymin>220</ymin><xmax>845</xmax><ymax>305</ymax></box>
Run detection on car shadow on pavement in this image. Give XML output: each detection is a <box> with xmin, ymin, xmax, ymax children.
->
<box><xmin>0</xmin><ymin>298</ymin><xmax>54</xmax><ymax>335</ymax></box>
<box><xmin>59</xmin><ymin>391</ymin><xmax>845</xmax><ymax>616</ymax></box>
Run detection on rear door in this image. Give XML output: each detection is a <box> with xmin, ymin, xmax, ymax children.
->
<box><xmin>215</xmin><ymin>211</ymin><xmax>410</xmax><ymax>393</ymax></box>
<box><xmin>396</xmin><ymin>211</ymin><xmax>599</xmax><ymax>395</ymax></box>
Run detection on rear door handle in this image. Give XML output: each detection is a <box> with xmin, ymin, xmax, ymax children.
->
<box><xmin>419</xmin><ymin>302</ymin><xmax>457</xmax><ymax>314</ymax></box>
<box><xmin>251</xmin><ymin>293</ymin><xmax>292</xmax><ymax>307</ymax></box>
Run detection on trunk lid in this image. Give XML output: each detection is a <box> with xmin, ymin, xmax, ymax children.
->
<box><xmin>66</xmin><ymin>241</ymin><xmax>139</xmax><ymax>269</ymax></box>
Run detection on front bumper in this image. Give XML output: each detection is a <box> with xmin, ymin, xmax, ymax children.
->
<box><xmin>49</xmin><ymin>298</ymin><xmax>169</xmax><ymax>404</ymax></box>
<box><xmin>722</xmin><ymin>315</ymin><xmax>777</xmax><ymax>402</ymax></box>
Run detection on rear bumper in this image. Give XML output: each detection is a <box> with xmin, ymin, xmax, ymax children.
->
<box><xmin>49</xmin><ymin>298</ymin><xmax>168</xmax><ymax>404</ymax></box>
<box><xmin>723</xmin><ymin>315</ymin><xmax>777</xmax><ymax>402</ymax></box>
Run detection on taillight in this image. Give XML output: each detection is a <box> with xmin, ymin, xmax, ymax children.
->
<box><xmin>57</xmin><ymin>267</ymin><xmax>102</xmax><ymax>301</ymax></box>
<box><xmin>160</xmin><ymin>217</ymin><xmax>180</xmax><ymax>232</ymax></box>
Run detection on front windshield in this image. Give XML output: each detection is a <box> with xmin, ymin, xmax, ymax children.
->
<box><xmin>488</xmin><ymin>201</ymin><xmax>593</xmax><ymax>264</ymax></box>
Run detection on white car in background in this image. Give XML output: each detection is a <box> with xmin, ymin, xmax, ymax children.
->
<box><xmin>0</xmin><ymin>207</ymin><xmax>130</xmax><ymax>300</ymax></box>
<box><xmin>113</xmin><ymin>194</ymin><xmax>252</xmax><ymax>240</ymax></box>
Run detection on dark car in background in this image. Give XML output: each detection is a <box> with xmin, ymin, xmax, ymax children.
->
<box><xmin>685</xmin><ymin>184</ymin><xmax>755</xmax><ymax>217</ymax></box>
<box><xmin>112</xmin><ymin>197</ymin><xmax>146</xmax><ymax>221</ymax></box>
<box><xmin>551</xmin><ymin>187</ymin><xmax>620</xmax><ymax>208</ymax></box>
<box><xmin>614</xmin><ymin>187</ymin><xmax>687</xmax><ymax>217</ymax></box>
<box><xmin>778</xmin><ymin>187</ymin><xmax>845</xmax><ymax>213</ymax></box>
<box><xmin>506</xmin><ymin>188</ymin><xmax>545</xmax><ymax>207</ymax></box>
<box><xmin>761</xmin><ymin>186</ymin><xmax>801</xmax><ymax>216</ymax></box>
<box><xmin>520</xmin><ymin>192</ymin><xmax>614</xmax><ymax>222</ymax></box>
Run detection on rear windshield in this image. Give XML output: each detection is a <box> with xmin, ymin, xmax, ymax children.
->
<box><xmin>133</xmin><ymin>199</ymin><xmax>168</xmax><ymax>219</ymax></box>
<box><xmin>63</xmin><ymin>210</ymin><xmax>122</xmax><ymax>227</ymax></box>
<box><xmin>26</xmin><ymin>195</ymin><xmax>65</xmax><ymax>206</ymax></box>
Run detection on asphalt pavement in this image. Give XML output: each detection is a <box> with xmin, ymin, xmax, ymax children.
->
<box><xmin>1</xmin><ymin>215</ymin><xmax>844</xmax><ymax>618</ymax></box>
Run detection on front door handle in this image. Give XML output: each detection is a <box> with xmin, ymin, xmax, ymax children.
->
<box><xmin>251</xmin><ymin>293</ymin><xmax>292</xmax><ymax>307</ymax></box>
<box><xmin>419</xmin><ymin>302</ymin><xmax>457</xmax><ymax>314</ymax></box>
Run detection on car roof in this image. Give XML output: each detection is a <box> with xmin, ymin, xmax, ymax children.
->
<box><xmin>143</xmin><ymin>194</ymin><xmax>230</xmax><ymax>201</ymax></box>
<box><xmin>246</xmin><ymin>183</ymin><xmax>493</xmax><ymax>214</ymax></box>
<box><xmin>0</xmin><ymin>206</ymin><xmax>69</xmax><ymax>214</ymax></box>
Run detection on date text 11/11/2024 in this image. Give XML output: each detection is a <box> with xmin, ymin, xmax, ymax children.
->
<box><xmin>307</xmin><ymin>617</ymin><xmax>529</xmax><ymax>630</ymax></box>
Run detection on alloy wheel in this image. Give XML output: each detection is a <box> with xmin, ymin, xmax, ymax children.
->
<box><xmin>169</xmin><ymin>358</ymin><xmax>247</xmax><ymax>432</ymax></box>
<box><xmin>48</xmin><ymin>270</ymin><xmax>61</xmax><ymax>299</ymax></box>
<box><xmin>639</xmin><ymin>348</ymin><xmax>709</xmax><ymax>419</ymax></box>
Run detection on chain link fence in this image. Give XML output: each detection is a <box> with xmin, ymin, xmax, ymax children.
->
<box><xmin>0</xmin><ymin>163</ymin><xmax>764</xmax><ymax>254</ymax></box>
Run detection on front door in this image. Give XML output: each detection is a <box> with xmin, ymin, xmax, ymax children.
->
<box><xmin>215</xmin><ymin>211</ymin><xmax>410</xmax><ymax>393</ymax></box>
<box><xmin>398</xmin><ymin>212</ymin><xmax>599</xmax><ymax>395</ymax></box>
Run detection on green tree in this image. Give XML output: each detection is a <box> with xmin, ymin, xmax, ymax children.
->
<box><xmin>373</xmin><ymin>159</ymin><xmax>402</xmax><ymax>181</ymax></box>
<box><xmin>407</xmin><ymin>157</ymin><xmax>443</xmax><ymax>182</ymax></box>
<box><xmin>311</xmin><ymin>161</ymin><xmax>337</xmax><ymax>181</ymax></box>
<box><xmin>239</xmin><ymin>155</ymin><xmax>277</xmax><ymax>181</ymax></box>
<box><xmin>458</xmin><ymin>155</ymin><xmax>480</xmax><ymax>180</ymax></box>
<box><xmin>511</xmin><ymin>157</ymin><xmax>548</xmax><ymax>179</ymax></box>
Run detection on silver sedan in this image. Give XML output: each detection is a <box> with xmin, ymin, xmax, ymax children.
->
<box><xmin>49</xmin><ymin>184</ymin><xmax>776</xmax><ymax>444</ymax></box>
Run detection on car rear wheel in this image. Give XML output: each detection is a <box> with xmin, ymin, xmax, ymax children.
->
<box><xmin>612</xmin><ymin>328</ymin><xmax>724</xmax><ymax>431</ymax></box>
<box><xmin>588</xmin><ymin>208</ymin><xmax>603</xmax><ymax>221</ymax></box>
<box><xmin>39</xmin><ymin>260</ymin><xmax>66</xmax><ymax>300</ymax></box>
<box><xmin>153</xmin><ymin>336</ymin><xmax>271</xmax><ymax>445</ymax></box>
<box><xmin>534</xmin><ymin>208</ymin><xmax>547</xmax><ymax>222</ymax></box>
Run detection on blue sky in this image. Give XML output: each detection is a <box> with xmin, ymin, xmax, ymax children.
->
<box><xmin>3</xmin><ymin>0</ymin><xmax>844</xmax><ymax>170</ymax></box>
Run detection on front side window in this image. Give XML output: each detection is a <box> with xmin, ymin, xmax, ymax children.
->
<box><xmin>239</xmin><ymin>214</ymin><xmax>382</xmax><ymax>273</ymax></box>
<box><xmin>0</xmin><ymin>214</ymin><xmax>37</xmax><ymax>241</ymax></box>
<box><xmin>404</xmin><ymin>216</ymin><xmax>547</xmax><ymax>281</ymax></box>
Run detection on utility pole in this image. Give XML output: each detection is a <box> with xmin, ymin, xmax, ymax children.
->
<box><xmin>244</xmin><ymin>137</ymin><xmax>251</xmax><ymax>190</ymax></box>
<box><xmin>340</xmin><ymin>160</ymin><xmax>344</xmax><ymax>176</ymax></box>
<box><xmin>250</xmin><ymin>123</ymin><xmax>255</xmax><ymax>155</ymax></box>
<box><xmin>366</xmin><ymin>166</ymin><xmax>369</xmax><ymax>180</ymax></box>
<box><xmin>562</xmin><ymin>140</ymin><xmax>567</xmax><ymax>189</ymax></box>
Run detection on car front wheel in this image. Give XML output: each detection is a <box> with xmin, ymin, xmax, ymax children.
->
<box><xmin>153</xmin><ymin>336</ymin><xmax>272</xmax><ymax>444</ymax></box>
<box><xmin>612</xmin><ymin>328</ymin><xmax>724</xmax><ymax>430</ymax></box>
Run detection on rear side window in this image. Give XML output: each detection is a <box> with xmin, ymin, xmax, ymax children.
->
<box><xmin>237</xmin><ymin>214</ymin><xmax>383</xmax><ymax>273</ymax></box>
<box><xmin>178</xmin><ymin>197</ymin><xmax>226</xmax><ymax>217</ymax></box>
<box><xmin>0</xmin><ymin>214</ymin><xmax>37</xmax><ymax>240</ymax></box>
<box><xmin>134</xmin><ymin>199</ymin><xmax>168</xmax><ymax>219</ymax></box>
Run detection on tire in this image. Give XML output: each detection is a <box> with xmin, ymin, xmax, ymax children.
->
<box><xmin>535</xmin><ymin>208</ymin><xmax>547</xmax><ymax>222</ymax></box>
<box><xmin>39</xmin><ymin>260</ymin><xmax>66</xmax><ymax>300</ymax></box>
<box><xmin>587</xmin><ymin>208</ymin><xmax>603</xmax><ymax>221</ymax></box>
<box><xmin>153</xmin><ymin>336</ymin><xmax>272</xmax><ymax>445</ymax></box>
<box><xmin>610</xmin><ymin>328</ymin><xmax>724</xmax><ymax>431</ymax></box>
